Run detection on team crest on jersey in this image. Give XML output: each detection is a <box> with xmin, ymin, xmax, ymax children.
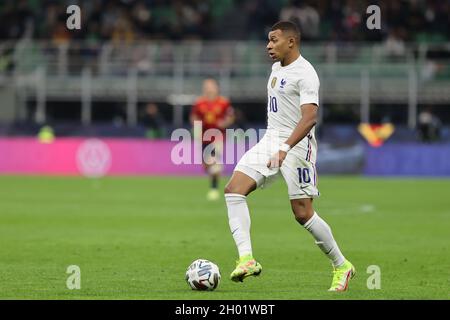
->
<box><xmin>280</xmin><ymin>78</ymin><xmax>286</xmax><ymax>88</ymax></box>
<box><xmin>271</xmin><ymin>77</ymin><xmax>277</xmax><ymax>88</ymax></box>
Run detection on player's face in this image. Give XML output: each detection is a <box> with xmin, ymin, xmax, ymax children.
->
<box><xmin>267</xmin><ymin>29</ymin><xmax>290</xmax><ymax>61</ymax></box>
<box><xmin>203</xmin><ymin>79</ymin><xmax>219</xmax><ymax>99</ymax></box>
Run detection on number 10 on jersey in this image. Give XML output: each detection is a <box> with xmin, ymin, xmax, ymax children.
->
<box><xmin>268</xmin><ymin>96</ymin><xmax>278</xmax><ymax>112</ymax></box>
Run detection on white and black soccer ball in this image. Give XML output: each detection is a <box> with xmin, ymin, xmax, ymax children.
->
<box><xmin>185</xmin><ymin>259</ymin><xmax>221</xmax><ymax>291</ymax></box>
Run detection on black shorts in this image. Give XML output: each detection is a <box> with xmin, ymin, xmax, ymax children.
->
<box><xmin>202</xmin><ymin>141</ymin><xmax>216</xmax><ymax>157</ymax></box>
<box><xmin>201</xmin><ymin>139</ymin><xmax>224</xmax><ymax>158</ymax></box>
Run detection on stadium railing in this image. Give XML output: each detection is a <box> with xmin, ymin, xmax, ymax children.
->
<box><xmin>0</xmin><ymin>40</ymin><xmax>449</xmax><ymax>128</ymax></box>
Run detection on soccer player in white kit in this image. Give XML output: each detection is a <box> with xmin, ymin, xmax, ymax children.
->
<box><xmin>224</xmin><ymin>21</ymin><xmax>355</xmax><ymax>291</ymax></box>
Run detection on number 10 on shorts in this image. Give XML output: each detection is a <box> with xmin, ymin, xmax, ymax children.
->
<box><xmin>297</xmin><ymin>168</ymin><xmax>311</xmax><ymax>184</ymax></box>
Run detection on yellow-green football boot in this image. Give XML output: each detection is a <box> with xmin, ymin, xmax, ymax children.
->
<box><xmin>328</xmin><ymin>260</ymin><xmax>356</xmax><ymax>292</ymax></box>
<box><xmin>230</xmin><ymin>254</ymin><xmax>262</xmax><ymax>282</ymax></box>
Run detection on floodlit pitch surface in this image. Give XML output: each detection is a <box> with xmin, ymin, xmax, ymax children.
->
<box><xmin>0</xmin><ymin>176</ymin><xmax>448</xmax><ymax>299</ymax></box>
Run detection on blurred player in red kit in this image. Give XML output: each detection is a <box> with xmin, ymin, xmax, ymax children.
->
<box><xmin>190</xmin><ymin>78</ymin><xmax>235</xmax><ymax>200</ymax></box>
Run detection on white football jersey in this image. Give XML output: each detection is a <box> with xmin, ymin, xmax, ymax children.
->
<box><xmin>266</xmin><ymin>54</ymin><xmax>320</xmax><ymax>163</ymax></box>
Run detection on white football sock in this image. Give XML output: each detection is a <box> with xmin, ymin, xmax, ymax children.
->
<box><xmin>303</xmin><ymin>212</ymin><xmax>346</xmax><ymax>268</ymax></box>
<box><xmin>225</xmin><ymin>193</ymin><xmax>252</xmax><ymax>258</ymax></box>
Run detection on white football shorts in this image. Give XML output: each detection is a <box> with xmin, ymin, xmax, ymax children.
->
<box><xmin>234</xmin><ymin>131</ymin><xmax>319</xmax><ymax>200</ymax></box>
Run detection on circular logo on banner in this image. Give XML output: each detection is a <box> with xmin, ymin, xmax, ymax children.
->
<box><xmin>76</xmin><ymin>139</ymin><xmax>112</xmax><ymax>178</ymax></box>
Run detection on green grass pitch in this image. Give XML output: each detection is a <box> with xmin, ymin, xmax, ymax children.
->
<box><xmin>0</xmin><ymin>175</ymin><xmax>449</xmax><ymax>299</ymax></box>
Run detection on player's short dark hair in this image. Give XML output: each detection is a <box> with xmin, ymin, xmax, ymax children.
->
<box><xmin>271</xmin><ymin>21</ymin><xmax>301</xmax><ymax>44</ymax></box>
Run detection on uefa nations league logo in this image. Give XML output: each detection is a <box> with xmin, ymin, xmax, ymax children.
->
<box><xmin>76</xmin><ymin>139</ymin><xmax>112</xmax><ymax>178</ymax></box>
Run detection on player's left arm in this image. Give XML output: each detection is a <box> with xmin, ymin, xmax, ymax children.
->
<box><xmin>284</xmin><ymin>103</ymin><xmax>318</xmax><ymax>147</ymax></box>
<box><xmin>267</xmin><ymin>104</ymin><xmax>318</xmax><ymax>168</ymax></box>
<box><xmin>217</xmin><ymin>104</ymin><xmax>236</xmax><ymax>129</ymax></box>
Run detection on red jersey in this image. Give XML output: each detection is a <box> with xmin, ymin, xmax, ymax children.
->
<box><xmin>191</xmin><ymin>96</ymin><xmax>233</xmax><ymax>133</ymax></box>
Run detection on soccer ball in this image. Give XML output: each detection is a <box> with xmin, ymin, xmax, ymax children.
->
<box><xmin>185</xmin><ymin>259</ymin><xmax>221</xmax><ymax>291</ymax></box>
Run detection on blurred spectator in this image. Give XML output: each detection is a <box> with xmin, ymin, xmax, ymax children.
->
<box><xmin>0</xmin><ymin>0</ymin><xmax>448</xmax><ymax>43</ymax></box>
<box><xmin>140</xmin><ymin>103</ymin><xmax>167</xmax><ymax>139</ymax></box>
<box><xmin>280</xmin><ymin>0</ymin><xmax>320</xmax><ymax>40</ymax></box>
<box><xmin>112</xmin><ymin>14</ymin><xmax>135</xmax><ymax>45</ymax></box>
<box><xmin>131</xmin><ymin>1</ymin><xmax>152</xmax><ymax>36</ymax></box>
<box><xmin>383</xmin><ymin>28</ymin><xmax>406</xmax><ymax>58</ymax></box>
<box><xmin>172</xmin><ymin>0</ymin><xmax>202</xmax><ymax>40</ymax></box>
<box><xmin>52</xmin><ymin>22</ymin><xmax>71</xmax><ymax>45</ymax></box>
<box><xmin>418</xmin><ymin>107</ymin><xmax>441</xmax><ymax>142</ymax></box>
<box><xmin>37</xmin><ymin>125</ymin><xmax>55</xmax><ymax>144</ymax></box>
<box><xmin>340</xmin><ymin>0</ymin><xmax>364</xmax><ymax>41</ymax></box>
